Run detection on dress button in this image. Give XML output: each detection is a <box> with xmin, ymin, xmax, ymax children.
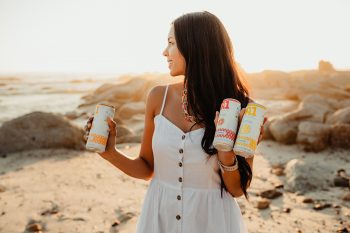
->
<box><xmin>179</xmin><ymin>149</ymin><xmax>183</xmax><ymax>154</ymax></box>
<box><xmin>178</xmin><ymin>177</ymin><xmax>183</xmax><ymax>182</ymax></box>
<box><xmin>177</xmin><ymin>195</ymin><xmax>181</xmax><ymax>200</ymax></box>
<box><xmin>178</xmin><ymin>162</ymin><xmax>183</xmax><ymax>167</ymax></box>
<box><xmin>176</xmin><ymin>215</ymin><xmax>181</xmax><ymax>220</ymax></box>
<box><xmin>182</xmin><ymin>135</ymin><xmax>185</xmax><ymax>140</ymax></box>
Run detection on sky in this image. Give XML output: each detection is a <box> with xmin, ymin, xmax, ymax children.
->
<box><xmin>0</xmin><ymin>0</ymin><xmax>349</xmax><ymax>74</ymax></box>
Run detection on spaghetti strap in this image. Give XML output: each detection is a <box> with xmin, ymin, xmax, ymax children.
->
<box><xmin>160</xmin><ymin>85</ymin><xmax>169</xmax><ymax>116</ymax></box>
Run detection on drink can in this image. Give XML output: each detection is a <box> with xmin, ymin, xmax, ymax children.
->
<box><xmin>86</xmin><ymin>103</ymin><xmax>115</xmax><ymax>153</ymax></box>
<box><xmin>213</xmin><ymin>98</ymin><xmax>241</xmax><ymax>151</ymax></box>
<box><xmin>233</xmin><ymin>102</ymin><xmax>267</xmax><ymax>158</ymax></box>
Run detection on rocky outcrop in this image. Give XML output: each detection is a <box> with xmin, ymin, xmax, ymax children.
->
<box><xmin>330</xmin><ymin>124</ymin><xmax>350</xmax><ymax>149</ymax></box>
<box><xmin>269</xmin><ymin>117</ymin><xmax>299</xmax><ymax>144</ymax></box>
<box><xmin>318</xmin><ymin>60</ymin><xmax>336</xmax><ymax>73</ymax></box>
<box><xmin>296</xmin><ymin>122</ymin><xmax>331</xmax><ymax>152</ymax></box>
<box><xmin>0</xmin><ymin>111</ymin><xmax>85</xmax><ymax>154</ymax></box>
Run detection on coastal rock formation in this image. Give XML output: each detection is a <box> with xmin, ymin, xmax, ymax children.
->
<box><xmin>0</xmin><ymin>111</ymin><xmax>85</xmax><ymax>154</ymax></box>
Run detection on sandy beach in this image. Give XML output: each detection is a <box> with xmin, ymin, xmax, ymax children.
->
<box><xmin>1</xmin><ymin>70</ymin><xmax>350</xmax><ymax>232</ymax></box>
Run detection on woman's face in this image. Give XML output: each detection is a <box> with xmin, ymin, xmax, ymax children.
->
<box><xmin>162</xmin><ymin>25</ymin><xmax>186</xmax><ymax>76</ymax></box>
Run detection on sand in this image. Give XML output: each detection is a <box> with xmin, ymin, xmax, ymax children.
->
<box><xmin>0</xmin><ymin>141</ymin><xmax>349</xmax><ymax>232</ymax></box>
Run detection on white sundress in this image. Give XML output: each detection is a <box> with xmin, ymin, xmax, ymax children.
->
<box><xmin>135</xmin><ymin>85</ymin><xmax>248</xmax><ymax>233</ymax></box>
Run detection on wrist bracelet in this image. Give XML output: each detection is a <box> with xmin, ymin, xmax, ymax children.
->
<box><xmin>218</xmin><ymin>156</ymin><xmax>238</xmax><ymax>173</ymax></box>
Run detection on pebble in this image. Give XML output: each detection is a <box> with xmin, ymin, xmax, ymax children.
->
<box><xmin>283</xmin><ymin>207</ymin><xmax>291</xmax><ymax>213</ymax></box>
<box><xmin>26</xmin><ymin>223</ymin><xmax>42</xmax><ymax>232</ymax></box>
<box><xmin>342</xmin><ymin>192</ymin><xmax>350</xmax><ymax>201</ymax></box>
<box><xmin>255</xmin><ymin>198</ymin><xmax>270</xmax><ymax>209</ymax></box>
<box><xmin>274</xmin><ymin>183</ymin><xmax>284</xmax><ymax>189</ymax></box>
<box><xmin>313</xmin><ymin>203</ymin><xmax>332</xmax><ymax>210</ymax></box>
<box><xmin>259</xmin><ymin>189</ymin><xmax>283</xmax><ymax>199</ymax></box>
<box><xmin>337</xmin><ymin>227</ymin><xmax>349</xmax><ymax>233</ymax></box>
<box><xmin>111</xmin><ymin>220</ymin><xmax>120</xmax><ymax>227</ymax></box>
<box><xmin>271</xmin><ymin>167</ymin><xmax>284</xmax><ymax>176</ymax></box>
<box><xmin>302</xmin><ymin>197</ymin><xmax>314</xmax><ymax>203</ymax></box>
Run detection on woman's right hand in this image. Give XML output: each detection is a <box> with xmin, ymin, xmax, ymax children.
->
<box><xmin>83</xmin><ymin>115</ymin><xmax>118</xmax><ymax>160</ymax></box>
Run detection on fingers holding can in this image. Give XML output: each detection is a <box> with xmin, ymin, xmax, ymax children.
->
<box><xmin>107</xmin><ymin>117</ymin><xmax>117</xmax><ymax>136</ymax></box>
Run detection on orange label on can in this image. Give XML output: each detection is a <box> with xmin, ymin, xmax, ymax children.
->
<box><xmin>89</xmin><ymin>133</ymin><xmax>108</xmax><ymax>145</ymax></box>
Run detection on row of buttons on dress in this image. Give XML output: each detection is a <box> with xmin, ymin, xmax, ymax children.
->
<box><xmin>176</xmin><ymin>134</ymin><xmax>185</xmax><ymax>221</ymax></box>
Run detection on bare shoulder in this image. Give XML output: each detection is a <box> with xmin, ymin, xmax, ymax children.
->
<box><xmin>146</xmin><ymin>85</ymin><xmax>167</xmax><ymax>116</ymax></box>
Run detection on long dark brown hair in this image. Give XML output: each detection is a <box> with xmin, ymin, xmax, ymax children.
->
<box><xmin>173</xmin><ymin>11</ymin><xmax>252</xmax><ymax>199</ymax></box>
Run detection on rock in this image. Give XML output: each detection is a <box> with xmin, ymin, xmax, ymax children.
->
<box><xmin>342</xmin><ymin>192</ymin><xmax>350</xmax><ymax>201</ymax></box>
<box><xmin>259</xmin><ymin>189</ymin><xmax>283</xmax><ymax>199</ymax></box>
<box><xmin>318</xmin><ymin>60</ymin><xmax>336</xmax><ymax>73</ymax></box>
<box><xmin>0</xmin><ymin>185</ymin><xmax>5</xmax><ymax>192</ymax></box>
<box><xmin>302</xmin><ymin>197</ymin><xmax>314</xmax><ymax>203</ymax></box>
<box><xmin>26</xmin><ymin>223</ymin><xmax>42</xmax><ymax>232</ymax></box>
<box><xmin>41</xmin><ymin>204</ymin><xmax>59</xmax><ymax>215</ymax></box>
<box><xmin>116</xmin><ymin>134</ymin><xmax>142</xmax><ymax>144</ymax></box>
<box><xmin>111</xmin><ymin>220</ymin><xmax>120</xmax><ymax>227</ymax></box>
<box><xmin>336</xmin><ymin>99</ymin><xmax>350</xmax><ymax>110</ymax></box>
<box><xmin>80</xmin><ymin>76</ymin><xmax>162</xmax><ymax>109</ymax></box>
<box><xmin>282</xmin><ymin>207</ymin><xmax>291</xmax><ymax>213</ymax></box>
<box><xmin>118</xmin><ymin>212</ymin><xmax>135</xmax><ymax>223</ymax></box>
<box><xmin>296</xmin><ymin>121</ymin><xmax>331</xmax><ymax>152</ymax></box>
<box><xmin>0</xmin><ymin>111</ymin><xmax>85</xmax><ymax>154</ymax></box>
<box><xmin>337</xmin><ymin>227</ymin><xmax>349</xmax><ymax>233</ymax></box>
<box><xmin>64</xmin><ymin>111</ymin><xmax>81</xmax><ymax>120</ymax></box>
<box><xmin>271</xmin><ymin>167</ymin><xmax>284</xmax><ymax>176</ymax></box>
<box><xmin>284</xmin><ymin>94</ymin><xmax>333</xmax><ymax>123</ymax></box>
<box><xmin>274</xmin><ymin>183</ymin><xmax>284</xmax><ymax>189</ymax></box>
<box><xmin>334</xmin><ymin>177</ymin><xmax>350</xmax><ymax>187</ymax></box>
<box><xmin>116</xmin><ymin>125</ymin><xmax>134</xmax><ymax>138</ymax></box>
<box><xmin>262</xmin><ymin>117</ymin><xmax>275</xmax><ymax>140</ymax></box>
<box><xmin>255</xmin><ymin>198</ymin><xmax>270</xmax><ymax>209</ymax></box>
<box><xmin>115</xmin><ymin>102</ymin><xmax>146</xmax><ymax>120</ymax></box>
<box><xmin>284</xmin><ymin>159</ymin><xmax>329</xmax><ymax>193</ymax></box>
<box><xmin>330</xmin><ymin>124</ymin><xmax>350</xmax><ymax>148</ymax></box>
<box><xmin>326</xmin><ymin>107</ymin><xmax>350</xmax><ymax>125</ymax></box>
<box><xmin>269</xmin><ymin>117</ymin><xmax>299</xmax><ymax>144</ymax></box>
<box><xmin>313</xmin><ymin>203</ymin><xmax>332</xmax><ymax>210</ymax></box>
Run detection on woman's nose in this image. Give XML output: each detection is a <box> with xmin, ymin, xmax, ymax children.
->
<box><xmin>162</xmin><ymin>48</ymin><xmax>168</xmax><ymax>57</ymax></box>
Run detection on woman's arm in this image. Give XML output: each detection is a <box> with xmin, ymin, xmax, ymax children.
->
<box><xmin>217</xmin><ymin>151</ymin><xmax>253</xmax><ymax>197</ymax></box>
<box><xmin>99</xmin><ymin>86</ymin><xmax>163</xmax><ymax>180</ymax></box>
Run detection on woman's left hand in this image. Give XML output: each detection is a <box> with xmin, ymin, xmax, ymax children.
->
<box><xmin>214</xmin><ymin>109</ymin><xmax>267</xmax><ymax>145</ymax></box>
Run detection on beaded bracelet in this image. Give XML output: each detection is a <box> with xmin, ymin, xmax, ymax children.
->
<box><xmin>218</xmin><ymin>156</ymin><xmax>238</xmax><ymax>173</ymax></box>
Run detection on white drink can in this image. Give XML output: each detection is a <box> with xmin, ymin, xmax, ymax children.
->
<box><xmin>233</xmin><ymin>102</ymin><xmax>267</xmax><ymax>158</ymax></box>
<box><xmin>86</xmin><ymin>103</ymin><xmax>115</xmax><ymax>153</ymax></box>
<box><xmin>213</xmin><ymin>98</ymin><xmax>241</xmax><ymax>151</ymax></box>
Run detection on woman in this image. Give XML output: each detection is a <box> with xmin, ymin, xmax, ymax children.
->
<box><xmin>85</xmin><ymin>11</ymin><xmax>266</xmax><ymax>233</ymax></box>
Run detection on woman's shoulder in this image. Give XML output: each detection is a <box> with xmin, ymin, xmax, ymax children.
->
<box><xmin>146</xmin><ymin>85</ymin><xmax>168</xmax><ymax>113</ymax></box>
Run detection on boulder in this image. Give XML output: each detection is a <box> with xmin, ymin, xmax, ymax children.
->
<box><xmin>283</xmin><ymin>94</ymin><xmax>333</xmax><ymax>123</ymax></box>
<box><xmin>0</xmin><ymin>111</ymin><xmax>85</xmax><ymax>154</ymax></box>
<box><xmin>262</xmin><ymin>117</ymin><xmax>274</xmax><ymax>140</ymax></box>
<box><xmin>269</xmin><ymin>117</ymin><xmax>299</xmax><ymax>144</ymax></box>
<box><xmin>296</xmin><ymin>122</ymin><xmax>331</xmax><ymax>152</ymax></box>
<box><xmin>326</xmin><ymin>107</ymin><xmax>350</xmax><ymax>125</ymax></box>
<box><xmin>115</xmin><ymin>102</ymin><xmax>146</xmax><ymax>120</ymax></box>
<box><xmin>284</xmin><ymin>159</ymin><xmax>330</xmax><ymax>194</ymax></box>
<box><xmin>336</xmin><ymin>99</ymin><xmax>350</xmax><ymax>109</ymax></box>
<box><xmin>330</xmin><ymin>124</ymin><xmax>350</xmax><ymax>149</ymax></box>
<box><xmin>116</xmin><ymin>125</ymin><xmax>134</xmax><ymax>138</ymax></box>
